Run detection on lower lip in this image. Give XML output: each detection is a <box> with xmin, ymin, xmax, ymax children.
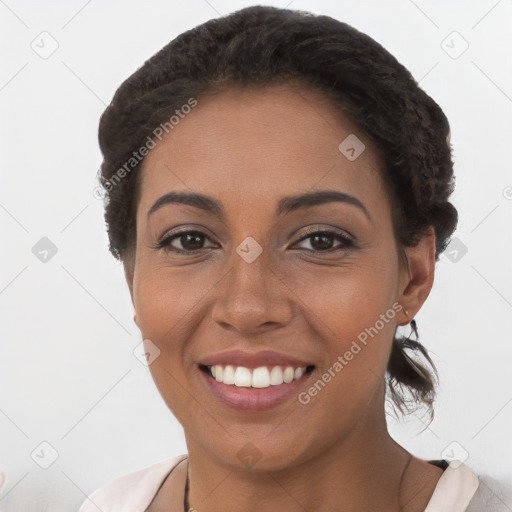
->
<box><xmin>199</xmin><ymin>367</ymin><xmax>313</xmax><ymax>412</ymax></box>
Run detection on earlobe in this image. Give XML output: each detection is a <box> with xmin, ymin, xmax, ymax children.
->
<box><xmin>397</xmin><ymin>227</ymin><xmax>436</xmax><ymax>325</ymax></box>
<box><xmin>398</xmin><ymin>306</ymin><xmax>410</xmax><ymax>326</ymax></box>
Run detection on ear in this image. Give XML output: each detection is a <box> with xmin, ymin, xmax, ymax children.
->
<box><xmin>397</xmin><ymin>226</ymin><xmax>436</xmax><ymax>326</ymax></box>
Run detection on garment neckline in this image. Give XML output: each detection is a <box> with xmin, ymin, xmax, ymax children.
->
<box><xmin>424</xmin><ymin>460</ymin><xmax>479</xmax><ymax>511</ymax></box>
<box><xmin>144</xmin><ymin>456</ymin><xmax>479</xmax><ymax>512</ymax></box>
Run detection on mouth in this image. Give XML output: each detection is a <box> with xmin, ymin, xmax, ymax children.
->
<box><xmin>197</xmin><ymin>363</ymin><xmax>316</xmax><ymax>411</ymax></box>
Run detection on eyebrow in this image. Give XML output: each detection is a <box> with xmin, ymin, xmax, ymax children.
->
<box><xmin>147</xmin><ymin>190</ymin><xmax>372</xmax><ymax>223</ymax></box>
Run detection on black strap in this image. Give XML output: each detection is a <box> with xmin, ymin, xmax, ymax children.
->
<box><xmin>428</xmin><ymin>459</ymin><xmax>449</xmax><ymax>470</ymax></box>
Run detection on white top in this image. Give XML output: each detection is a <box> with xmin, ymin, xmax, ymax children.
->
<box><xmin>77</xmin><ymin>455</ymin><xmax>505</xmax><ymax>512</ymax></box>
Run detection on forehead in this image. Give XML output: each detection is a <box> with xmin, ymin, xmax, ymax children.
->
<box><xmin>137</xmin><ymin>85</ymin><xmax>390</xmax><ymax>220</ymax></box>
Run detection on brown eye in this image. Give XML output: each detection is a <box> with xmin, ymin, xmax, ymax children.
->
<box><xmin>157</xmin><ymin>230</ymin><xmax>216</xmax><ymax>253</ymax></box>
<box><xmin>294</xmin><ymin>230</ymin><xmax>355</xmax><ymax>253</ymax></box>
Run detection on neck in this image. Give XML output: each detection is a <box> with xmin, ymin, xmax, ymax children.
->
<box><xmin>184</xmin><ymin>387</ymin><xmax>421</xmax><ymax>512</ymax></box>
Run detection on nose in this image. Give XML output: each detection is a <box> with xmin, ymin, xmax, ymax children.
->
<box><xmin>211</xmin><ymin>242</ymin><xmax>294</xmax><ymax>335</ymax></box>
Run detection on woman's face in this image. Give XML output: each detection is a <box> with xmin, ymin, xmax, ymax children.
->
<box><xmin>129</xmin><ymin>85</ymin><xmax>420</xmax><ymax>470</ymax></box>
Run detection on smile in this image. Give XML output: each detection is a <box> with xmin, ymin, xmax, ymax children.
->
<box><xmin>205</xmin><ymin>364</ymin><xmax>313</xmax><ymax>388</ymax></box>
<box><xmin>198</xmin><ymin>363</ymin><xmax>315</xmax><ymax>411</ymax></box>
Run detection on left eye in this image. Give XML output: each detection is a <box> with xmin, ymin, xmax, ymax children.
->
<box><xmin>293</xmin><ymin>230</ymin><xmax>355</xmax><ymax>252</ymax></box>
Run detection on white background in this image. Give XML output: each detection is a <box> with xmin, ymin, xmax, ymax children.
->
<box><xmin>0</xmin><ymin>0</ymin><xmax>511</xmax><ymax>510</ymax></box>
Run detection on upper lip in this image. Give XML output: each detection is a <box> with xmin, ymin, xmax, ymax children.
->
<box><xmin>199</xmin><ymin>349</ymin><xmax>313</xmax><ymax>369</ymax></box>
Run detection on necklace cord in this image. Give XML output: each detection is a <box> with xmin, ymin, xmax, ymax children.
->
<box><xmin>398</xmin><ymin>453</ymin><xmax>413</xmax><ymax>510</ymax></box>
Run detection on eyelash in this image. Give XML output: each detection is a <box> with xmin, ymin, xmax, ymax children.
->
<box><xmin>155</xmin><ymin>228</ymin><xmax>357</xmax><ymax>255</ymax></box>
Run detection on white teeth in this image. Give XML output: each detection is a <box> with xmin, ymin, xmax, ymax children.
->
<box><xmin>251</xmin><ymin>367</ymin><xmax>270</xmax><ymax>388</ymax></box>
<box><xmin>269</xmin><ymin>366</ymin><xmax>283</xmax><ymax>385</ymax></box>
<box><xmin>234</xmin><ymin>366</ymin><xmax>252</xmax><ymax>387</ymax></box>
<box><xmin>223</xmin><ymin>365</ymin><xmax>235</xmax><ymax>385</ymax></box>
<box><xmin>283</xmin><ymin>367</ymin><xmax>295</xmax><ymax>383</ymax></box>
<box><xmin>208</xmin><ymin>364</ymin><xmax>309</xmax><ymax>388</ymax></box>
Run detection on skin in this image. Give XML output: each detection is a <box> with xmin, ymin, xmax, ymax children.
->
<box><xmin>125</xmin><ymin>84</ymin><xmax>443</xmax><ymax>512</ymax></box>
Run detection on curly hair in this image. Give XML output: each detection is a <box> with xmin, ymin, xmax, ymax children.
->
<box><xmin>96</xmin><ymin>5</ymin><xmax>458</xmax><ymax>419</ymax></box>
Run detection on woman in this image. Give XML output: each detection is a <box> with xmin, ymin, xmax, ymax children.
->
<box><xmin>79</xmin><ymin>5</ymin><xmax>503</xmax><ymax>511</ymax></box>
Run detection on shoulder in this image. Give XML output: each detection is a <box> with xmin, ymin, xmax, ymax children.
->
<box><xmin>78</xmin><ymin>454</ymin><xmax>188</xmax><ymax>512</ymax></box>
<box><xmin>425</xmin><ymin>460</ymin><xmax>512</xmax><ymax>512</ymax></box>
<box><xmin>466</xmin><ymin>471</ymin><xmax>512</xmax><ymax>512</ymax></box>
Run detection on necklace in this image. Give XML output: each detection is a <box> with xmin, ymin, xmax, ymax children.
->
<box><xmin>397</xmin><ymin>453</ymin><xmax>413</xmax><ymax>509</ymax></box>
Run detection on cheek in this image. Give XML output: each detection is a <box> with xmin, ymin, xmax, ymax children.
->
<box><xmin>132</xmin><ymin>260</ymin><xmax>218</xmax><ymax>341</ymax></box>
<box><xmin>287</xmin><ymin>253</ymin><xmax>399</xmax><ymax>340</ymax></box>
<box><xmin>132</xmin><ymin>261</ymin><xmax>224</xmax><ymax>419</ymax></box>
<box><xmin>287</xmin><ymin>256</ymin><xmax>399</xmax><ymax>395</ymax></box>
<box><xmin>293</xmin><ymin>271</ymin><xmax>398</xmax><ymax>436</ymax></box>
<box><xmin>133</xmin><ymin>264</ymin><xmax>211</xmax><ymax>422</ymax></box>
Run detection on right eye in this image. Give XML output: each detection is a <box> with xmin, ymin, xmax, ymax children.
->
<box><xmin>156</xmin><ymin>230</ymin><xmax>218</xmax><ymax>254</ymax></box>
